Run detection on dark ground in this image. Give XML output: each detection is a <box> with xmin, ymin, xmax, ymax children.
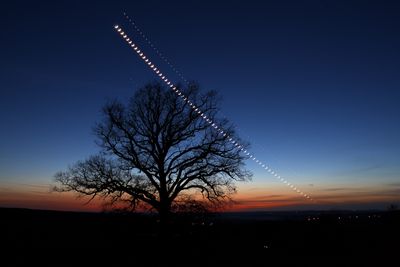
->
<box><xmin>1</xmin><ymin>208</ymin><xmax>399</xmax><ymax>266</ymax></box>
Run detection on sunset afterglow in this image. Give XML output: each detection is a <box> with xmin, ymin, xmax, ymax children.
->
<box><xmin>1</xmin><ymin>1</ymin><xmax>400</xmax><ymax>212</ymax></box>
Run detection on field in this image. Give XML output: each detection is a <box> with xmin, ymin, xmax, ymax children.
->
<box><xmin>1</xmin><ymin>208</ymin><xmax>399</xmax><ymax>266</ymax></box>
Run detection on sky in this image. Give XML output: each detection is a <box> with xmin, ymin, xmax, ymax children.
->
<box><xmin>1</xmin><ymin>0</ymin><xmax>400</xmax><ymax>211</ymax></box>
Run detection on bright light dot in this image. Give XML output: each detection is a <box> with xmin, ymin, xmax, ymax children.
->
<box><xmin>114</xmin><ymin>25</ymin><xmax>119</xmax><ymax>29</ymax></box>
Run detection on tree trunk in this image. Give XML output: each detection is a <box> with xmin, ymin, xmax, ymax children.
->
<box><xmin>158</xmin><ymin>201</ymin><xmax>171</xmax><ymax>238</ymax></box>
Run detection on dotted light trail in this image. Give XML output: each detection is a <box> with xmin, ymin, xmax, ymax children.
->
<box><xmin>123</xmin><ymin>12</ymin><xmax>189</xmax><ymax>85</ymax></box>
<box><xmin>113</xmin><ymin>25</ymin><xmax>313</xmax><ymax>201</ymax></box>
<box><xmin>123</xmin><ymin>13</ymin><xmax>304</xmax><ymax>184</ymax></box>
<box><xmin>123</xmin><ymin>12</ymin><xmax>303</xmax><ymax>183</ymax></box>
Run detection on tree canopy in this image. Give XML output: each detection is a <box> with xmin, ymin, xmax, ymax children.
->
<box><xmin>55</xmin><ymin>82</ymin><xmax>251</xmax><ymax>221</ymax></box>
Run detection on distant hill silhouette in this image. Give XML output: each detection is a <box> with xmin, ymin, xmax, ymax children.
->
<box><xmin>1</xmin><ymin>207</ymin><xmax>399</xmax><ymax>266</ymax></box>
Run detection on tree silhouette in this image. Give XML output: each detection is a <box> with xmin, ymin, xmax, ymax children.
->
<box><xmin>54</xmin><ymin>82</ymin><xmax>251</xmax><ymax>226</ymax></box>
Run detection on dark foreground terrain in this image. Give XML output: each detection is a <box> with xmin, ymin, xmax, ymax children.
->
<box><xmin>1</xmin><ymin>208</ymin><xmax>399</xmax><ymax>266</ymax></box>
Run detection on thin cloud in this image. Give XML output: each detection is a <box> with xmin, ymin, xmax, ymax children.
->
<box><xmin>386</xmin><ymin>182</ymin><xmax>400</xmax><ymax>187</ymax></box>
<box><xmin>236</xmin><ymin>194</ymin><xmax>304</xmax><ymax>204</ymax></box>
<box><xmin>321</xmin><ymin>187</ymin><xmax>348</xmax><ymax>192</ymax></box>
<box><xmin>12</xmin><ymin>183</ymin><xmax>52</xmax><ymax>189</ymax></box>
<box><xmin>331</xmin><ymin>164</ymin><xmax>383</xmax><ymax>177</ymax></box>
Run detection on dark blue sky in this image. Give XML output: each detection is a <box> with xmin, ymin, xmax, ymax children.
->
<box><xmin>1</xmin><ymin>0</ymin><xmax>400</xmax><ymax>210</ymax></box>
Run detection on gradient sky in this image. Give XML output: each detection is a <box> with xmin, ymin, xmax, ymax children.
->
<box><xmin>1</xmin><ymin>0</ymin><xmax>400</xmax><ymax>211</ymax></box>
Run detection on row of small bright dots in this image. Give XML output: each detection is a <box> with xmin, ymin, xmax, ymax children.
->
<box><xmin>122</xmin><ymin>12</ymin><xmax>189</xmax><ymax>85</ymax></box>
<box><xmin>114</xmin><ymin>25</ymin><xmax>313</xmax><ymax>201</ymax></box>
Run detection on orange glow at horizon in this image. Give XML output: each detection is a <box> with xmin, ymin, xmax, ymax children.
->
<box><xmin>1</xmin><ymin>182</ymin><xmax>399</xmax><ymax>212</ymax></box>
<box><xmin>0</xmin><ymin>185</ymin><xmax>103</xmax><ymax>212</ymax></box>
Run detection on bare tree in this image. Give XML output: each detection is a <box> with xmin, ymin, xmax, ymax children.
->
<box><xmin>54</xmin><ymin>82</ymin><xmax>251</xmax><ymax>226</ymax></box>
